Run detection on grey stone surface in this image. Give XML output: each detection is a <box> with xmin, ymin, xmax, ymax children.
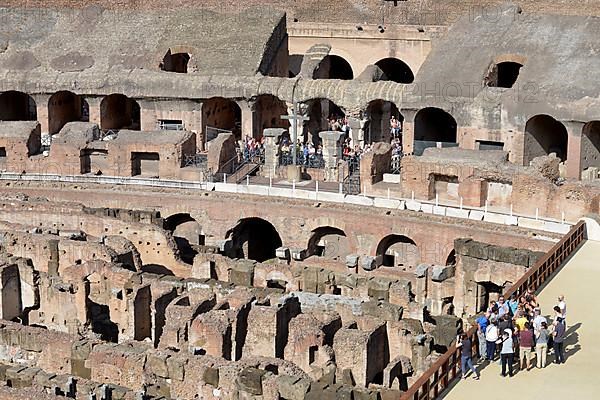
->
<box><xmin>415</xmin><ymin>264</ymin><xmax>429</xmax><ymax>278</ymax></box>
<box><xmin>431</xmin><ymin>265</ymin><xmax>455</xmax><ymax>282</ymax></box>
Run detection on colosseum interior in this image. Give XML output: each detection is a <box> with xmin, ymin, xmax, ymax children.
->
<box><xmin>0</xmin><ymin>0</ymin><xmax>598</xmax><ymax>399</ymax></box>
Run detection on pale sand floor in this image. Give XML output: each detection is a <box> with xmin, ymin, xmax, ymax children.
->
<box><xmin>442</xmin><ymin>241</ymin><xmax>600</xmax><ymax>400</ymax></box>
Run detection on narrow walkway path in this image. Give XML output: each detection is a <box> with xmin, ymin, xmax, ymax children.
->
<box><xmin>443</xmin><ymin>240</ymin><xmax>600</xmax><ymax>399</ymax></box>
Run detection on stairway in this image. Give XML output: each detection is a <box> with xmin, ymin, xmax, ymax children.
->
<box><xmin>227</xmin><ymin>162</ymin><xmax>260</xmax><ymax>184</ymax></box>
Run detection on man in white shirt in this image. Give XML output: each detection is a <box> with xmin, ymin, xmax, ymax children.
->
<box><xmin>558</xmin><ymin>295</ymin><xmax>567</xmax><ymax>326</ymax></box>
<box><xmin>532</xmin><ymin>308</ymin><xmax>547</xmax><ymax>332</ymax></box>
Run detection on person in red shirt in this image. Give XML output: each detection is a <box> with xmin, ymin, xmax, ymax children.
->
<box><xmin>518</xmin><ymin>322</ymin><xmax>535</xmax><ymax>371</ymax></box>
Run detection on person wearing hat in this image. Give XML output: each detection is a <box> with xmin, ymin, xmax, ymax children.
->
<box><xmin>498</xmin><ymin>328</ymin><xmax>515</xmax><ymax>377</ymax></box>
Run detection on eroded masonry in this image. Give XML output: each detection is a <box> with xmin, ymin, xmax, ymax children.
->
<box><xmin>0</xmin><ymin>1</ymin><xmax>599</xmax><ymax>399</ymax></box>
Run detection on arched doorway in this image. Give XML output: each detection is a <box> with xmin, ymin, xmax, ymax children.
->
<box><xmin>160</xmin><ymin>49</ymin><xmax>191</xmax><ymax>73</ymax></box>
<box><xmin>48</xmin><ymin>91</ymin><xmax>89</xmax><ymax>134</ymax></box>
<box><xmin>227</xmin><ymin>218</ymin><xmax>282</xmax><ymax>262</ymax></box>
<box><xmin>304</xmin><ymin>98</ymin><xmax>345</xmax><ymax>145</ymax></box>
<box><xmin>485</xmin><ymin>61</ymin><xmax>522</xmax><ymax>88</ymax></box>
<box><xmin>254</xmin><ymin>94</ymin><xmax>289</xmax><ymax>139</ymax></box>
<box><xmin>414</xmin><ymin>107</ymin><xmax>457</xmax><ymax>143</ymax></box>
<box><xmin>374</xmin><ymin>58</ymin><xmax>415</xmax><ymax>83</ymax></box>
<box><xmin>202</xmin><ymin>97</ymin><xmax>242</xmax><ymax>141</ymax></box>
<box><xmin>163</xmin><ymin>213</ymin><xmax>204</xmax><ymax>265</ymax></box>
<box><xmin>313</xmin><ymin>55</ymin><xmax>353</xmax><ymax>80</ymax></box>
<box><xmin>366</xmin><ymin>100</ymin><xmax>403</xmax><ymax>143</ymax></box>
<box><xmin>0</xmin><ymin>91</ymin><xmax>37</xmax><ymax>121</ymax></box>
<box><xmin>289</xmin><ymin>54</ymin><xmax>304</xmax><ymax>78</ymax></box>
<box><xmin>100</xmin><ymin>94</ymin><xmax>140</xmax><ymax>131</ymax></box>
<box><xmin>306</xmin><ymin>227</ymin><xmax>349</xmax><ymax>261</ymax></box>
<box><xmin>581</xmin><ymin>121</ymin><xmax>600</xmax><ymax>171</ymax></box>
<box><xmin>376</xmin><ymin>234</ymin><xmax>420</xmax><ymax>269</ymax></box>
<box><xmin>445</xmin><ymin>250</ymin><xmax>456</xmax><ymax>266</ymax></box>
<box><xmin>523</xmin><ymin>114</ymin><xmax>568</xmax><ymax>165</ymax></box>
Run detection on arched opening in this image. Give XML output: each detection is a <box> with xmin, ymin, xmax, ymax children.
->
<box><xmin>414</xmin><ymin>107</ymin><xmax>457</xmax><ymax>143</ymax></box>
<box><xmin>289</xmin><ymin>54</ymin><xmax>304</xmax><ymax>78</ymax></box>
<box><xmin>374</xmin><ymin>58</ymin><xmax>415</xmax><ymax>83</ymax></box>
<box><xmin>581</xmin><ymin>121</ymin><xmax>600</xmax><ymax>171</ymax></box>
<box><xmin>313</xmin><ymin>55</ymin><xmax>353</xmax><ymax>80</ymax></box>
<box><xmin>160</xmin><ymin>49</ymin><xmax>190</xmax><ymax>73</ymax></box>
<box><xmin>163</xmin><ymin>213</ymin><xmax>204</xmax><ymax>265</ymax></box>
<box><xmin>523</xmin><ymin>114</ymin><xmax>568</xmax><ymax>165</ymax></box>
<box><xmin>133</xmin><ymin>286</ymin><xmax>152</xmax><ymax>341</ymax></box>
<box><xmin>254</xmin><ymin>94</ymin><xmax>289</xmax><ymax>139</ymax></box>
<box><xmin>100</xmin><ymin>94</ymin><xmax>141</xmax><ymax>131</ymax></box>
<box><xmin>366</xmin><ymin>100</ymin><xmax>403</xmax><ymax>144</ymax></box>
<box><xmin>485</xmin><ymin>61</ymin><xmax>522</xmax><ymax>88</ymax></box>
<box><xmin>0</xmin><ymin>91</ymin><xmax>37</xmax><ymax>121</ymax></box>
<box><xmin>304</xmin><ymin>98</ymin><xmax>345</xmax><ymax>145</ymax></box>
<box><xmin>227</xmin><ymin>217</ymin><xmax>283</xmax><ymax>262</ymax></box>
<box><xmin>48</xmin><ymin>91</ymin><xmax>89</xmax><ymax>134</ymax></box>
<box><xmin>306</xmin><ymin>227</ymin><xmax>349</xmax><ymax>261</ymax></box>
<box><xmin>445</xmin><ymin>250</ymin><xmax>456</xmax><ymax>266</ymax></box>
<box><xmin>376</xmin><ymin>234</ymin><xmax>420</xmax><ymax>268</ymax></box>
<box><xmin>202</xmin><ymin>97</ymin><xmax>242</xmax><ymax>141</ymax></box>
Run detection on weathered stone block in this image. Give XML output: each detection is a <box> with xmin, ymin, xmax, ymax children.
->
<box><xmin>360</xmin><ymin>256</ymin><xmax>377</xmax><ymax>271</ymax></box>
<box><xmin>431</xmin><ymin>265</ymin><xmax>455</xmax><ymax>282</ymax></box>
<box><xmin>415</xmin><ymin>264</ymin><xmax>429</xmax><ymax>278</ymax></box>
<box><xmin>345</xmin><ymin>254</ymin><xmax>359</xmax><ymax>268</ymax></box>
<box><xmin>277</xmin><ymin>376</ymin><xmax>311</xmax><ymax>400</ymax></box>
<box><xmin>203</xmin><ymin>366</ymin><xmax>220</xmax><ymax>387</ymax></box>
<box><xmin>229</xmin><ymin>261</ymin><xmax>255</xmax><ymax>287</ymax></box>
<box><xmin>236</xmin><ymin>367</ymin><xmax>266</xmax><ymax>395</ymax></box>
<box><xmin>276</xmin><ymin>247</ymin><xmax>290</xmax><ymax>260</ymax></box>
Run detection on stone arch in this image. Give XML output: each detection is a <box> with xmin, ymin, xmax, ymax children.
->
<box><xmin>100</xmin><ymin>94</ymin><xmax>141</xmax><ymax>131</ymax></box>
<box><xmin>160</xmin><ymin>49</ymin><xmax>191</xmax><ymax>73</ymax></box>
<box><xmin>484</xmin><ymin>54</ymin><xmax>526</xmax><ymax>88</ymax></box>
<box><xmin>202</xmin><ymin>97</ymin><xmax>242</xmax><ymax>140</ymax></box>
<box><xmin>227</xmin><ymin>217</ymin><xmax>283</xmax><ymax>262</ymax></box>
<box><xmin>366</xmin><ymin>100</ymin><xmax>403</xmax><ymax>143</ymax></box>
<box><xmin>163</xmin><ymin>213</ymin><xmax>204</xmax><ymax>264</ymax></box>
<box><xmin>414</xmin><ymin>107</ymin><xmax>457</xmax><ymax>143</ymax></box>
<box><xmin>313</xmin><ymin>55</ymin><xmax>353</xmax><ymax>80</ymax></box>
<box><xmin>446</xmin><ymin>250</ymin><xmax>456</xmax><ymax>266</ymax></box>
<box><xmin>254</xmin><ymin>94</ymin><xmax>289</xmax><ymax>139</ymax></box>
<box><xmin>374</xmin><ymin>58</ymin><xmax>415</xmax><ymax>83</ymax></box>
<box><xmin>306</xmin><ymin>226</ymin><xmax>349</xmax><ymax>261</ymax></box>
<box><xmin>523</xmin><ymin>114</ymin><xmax>568</xmax><ymax>165</ymax></box>
<box><xmin>376</xmin><ymin>234</ymin><xmax>420</xmax><ymax>268</ymax></box>
<box><xmin>0</xmin><ymin>91</ymin><xmax>37</xmax><ymax>121</ymax></box>
<box><xmin>303</xmin><ymin>98</ymin><xmax>346</xmax><ymax>145</ymax></box>
<box><xmin>48</xmin><ymin>91</ymin><xmax>89</xmax><ymax>134</ymax></box>
<box><xmin>581</xmin><ymin>121</ymin><xmax>600</xmax><ymax>171</ymax></box>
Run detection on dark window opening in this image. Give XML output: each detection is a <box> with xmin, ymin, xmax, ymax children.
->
<box><xmin>313</xmin><ymin>55</ymin><xmax>353</xmax><ymax>80</ymax></box>
<box><xmin>161</xmin><ymin>50</ymin><xmax>190</xmax><ymax>73</ymax></box>
<box><xmin>486</xmin><ymin>61</ymin><xmax>522</xmax><ymax>88</ymax></box>
<box><xmin>309</xmin><ymin>345</ymin><xmax>318</xmax><ymax>365</ymax></box>
<box><xmin>476</xmin><ymin>140</ymin><xmax>504</xmax><ymax>151</ymax></box>
<box><xmin>0</xmin><ymin>147</ymin><xmax>6</xmax><ymax>158</ymax></box>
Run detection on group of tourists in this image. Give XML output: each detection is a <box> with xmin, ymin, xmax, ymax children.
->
<box><xmin>457</xmin><ymin>290</ymin><xmax>568</xmax><ymax>379</ymax></box>
<box><xmin>240</xmin><ymin>136</ymin><xmax>265</xmax><ymax>162</ymax></box>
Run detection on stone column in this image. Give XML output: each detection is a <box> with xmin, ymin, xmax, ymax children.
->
<box><xmin>262</xmin><ymin>128</ymin><xmax>286</xmax><ymax>178</ymax></box>
<box><xmin>319</xmin><ymin>130</ymin><xmax>344</xmax><ymax>181</ymax></box>
<box><xmin>402</xmin><ymin>110</ymin><xmax>417</xmax><ymax>155</ymax></box>
<box><xmin>86</xmin><ymin>96</ymin><xmax>102</xmax><ymax>128</ymax></box>
<box><xmin>33</xmin><ymin>94</ymin><xmax>50</xmax><ymax>135</ymax></box>
<box><xmin>238</xmin><ymin>100</ymin><xmax>254</xmax><ymax>140</ymax></box>
<box><xmin>564</xmin><ymin>120</ymin><xmax>584</xmax><ymax>180</ymax></box>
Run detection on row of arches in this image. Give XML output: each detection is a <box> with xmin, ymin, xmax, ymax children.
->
<box><xmin>289</xmin><ymin>55</ymin><xmax>415</xmax><ymax>84</ymax></box>
<box><xmin>0</xmin><ymin>91</ymin><xmax>140</xmax><ymax>134</ymax></box>
<box><xmin>3</xmin><ymin>90</ymin><xmax>598</xmax><ymax>167</ymax></box>
<box><xmin>162</xmin><ymin>213</ymin><xmax>456</xmax><ymax>269</ymax></box>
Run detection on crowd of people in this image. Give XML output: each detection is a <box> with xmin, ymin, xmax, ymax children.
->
<box><xmin>457</xmin><ymin>290</ymin><xmax>568</xmax><ymax>380</ymax></box>
<box><xmin>240</xmin><ymin>136</ymin><xmax>265</xmax><ymax>162</ymax></box>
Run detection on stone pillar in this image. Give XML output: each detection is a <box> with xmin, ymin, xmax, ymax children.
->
<box><xmin>402</xmin><ymin>110</ymin><xmax>417</xmax><ymax>155</ymax></box>
<box><xmin>33</xmin><ymin>94</ymin><xmax>50</xmax><ymax>135</ymax></box>
<box><xmin>239</xmin><ymin>100</ymin><xmax>254</xmax><ymax>140</ymax></box>
<box><xmin>86</xmin><ymin>97</ymin><xmax>102</xmax><ymax>128</ymax></box>
<box><xmin>319</xmin><ymin>131</ymin><xmax>344</xmax><ymax>181</ymax></box>
<box><xmin>262</xmin><ymin>128</ymin><xmax>286</xmax><ymax>178</ymax></box>
<box><xmin>564</xmin><ymin>120</ymin><xmax>584</xmax><ymax>180</ymax></box>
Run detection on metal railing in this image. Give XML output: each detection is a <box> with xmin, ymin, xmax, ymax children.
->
<box><xmin>184</xmin><ymin>153</ymin><xmax>208</xmax><ymax>168</ymax></box>
<box><xmin>400</xmin><ymin>220</ymin><xmax>586</xmax><ymax>400</ymax></box>
<box><xmin>391</xmin><ymin>154</ymin><xmax>402</xmax><ymax>174</ymax></box>
<box><xmin>279</xmin><ymin>152</ymin><xmax>325</xmax><ymax>168</ymax></box>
